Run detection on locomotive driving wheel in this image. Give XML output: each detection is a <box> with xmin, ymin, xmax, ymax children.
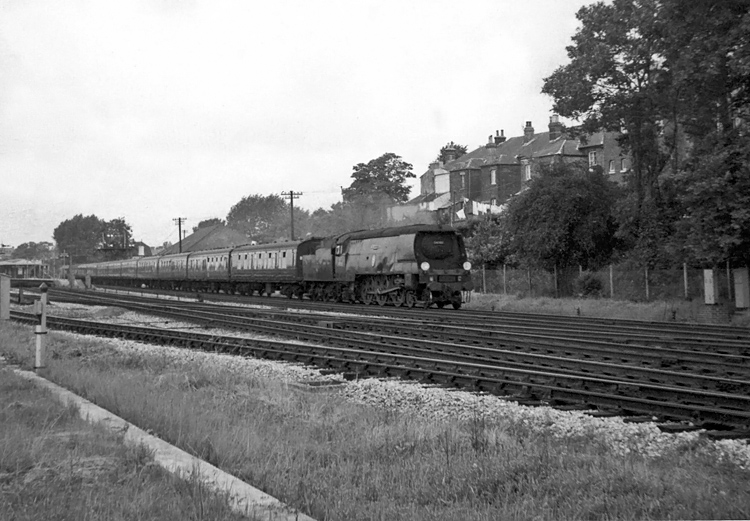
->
<box><xmin>404</xmin><ymin>290</ymin><xmax>417</xmax><ymax>308</ymax></box>
<box><xmin>420</xmin><ymin>288</ymin><xmax>433</xmax><ymax>309</ymax></box>
<box><xmin>361</xmin><ymin>284</ymin><xmax>374</xmax><ymax>305</ymax></box>
<box><xmin>390</xmin><ymin>289</ymin><xmax>405</xmax><ymax>307</ymax></box>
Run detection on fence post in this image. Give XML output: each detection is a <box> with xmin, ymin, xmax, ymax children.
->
<box><xmin>503</xmin><ymin>264</ymin><xmax>507</xmax><ymax>295</ymax></box>
<box><xmin>645</xmin><ymin>266</ymin><xmax>650</xmax><ymax>301</ymax></box>
<box><xmin>527</xmin><ymin>268</ymin><xmax>532</xmax><ymax>297</ymax></box>
<box><xmin>683</xmin><ymin>263</ymin><xmax>688</xmax><ymax>299</ymax></box>
<box><xmin>0</xmin><ymin>274</ymin><xmax>9</xmax><ymax>320</ymax></box>
<box><xmin>482</xmin><ymin>265</ymin><xmax>486</xmax><ymax>294</ymax></box>
<box><xmin>727</xmin><ymin>260</ymin><xmax>733</xmax><ymax>302</ymax></box>
<box><xmin>554</xmin><ymin>264</ymin><xmax>559</xmax><ymax>298</ymax></box>
<box><xmin>609</xmin><ymin>264</ymin><xmax>614</xmax><ymax>299</ymax></box>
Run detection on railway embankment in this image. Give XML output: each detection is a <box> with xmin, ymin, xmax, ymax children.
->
<box><xmin>2</xmin><ymin>300</ymin><xmax>750</xmax><ymax>520</ymax></box>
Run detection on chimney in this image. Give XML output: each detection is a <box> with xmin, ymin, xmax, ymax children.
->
<box><xmin>523</xmin><ymin>121</ymin><xmax>534</xmax><ymax>143</ymax></box>
<box><xmin>494</xmin><ymin>130</ymin><xmax>506</xmax><ymax>144</ymax></box>
<box><xmin>548</xmin><ymin>114</ymin><xmax>563</xmax><ymax>141</ymax></box>
<box><xmin>444</xmin><ymin>147</ymin><xmax>456</xmax><ymax>163</ymax></box>
<box><xmin>485</xmin><ymin>134</ymin><xmax>496</xmax><ymax>148</ymax></box>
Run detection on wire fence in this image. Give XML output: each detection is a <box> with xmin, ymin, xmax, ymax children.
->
<box><xmin>473</xmin><ymin>264</ymin><xmax>738</xmax><ymax>303</ymax></box>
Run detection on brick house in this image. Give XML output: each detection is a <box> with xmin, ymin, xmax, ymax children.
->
<box><xmin>401</xmin><ymin>115</ymin><xmax>628</xmax><ymax>222</ymax></box>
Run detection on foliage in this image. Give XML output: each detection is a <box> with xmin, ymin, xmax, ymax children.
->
<box><xmin>192</xmin><ymin>218</ymin><xmax>225</xmax><ymax>232</ymax></box>
<box><xmin>503</xmin><ymin>161</ymin><xmax>619</xmax><ymax>271</ymax></box>
<box><xmin>542</xmin><ymin>0</ymin><xmax>750</xmax><ymax>268</ymax></box>
<box><xmin>100</xmin><ymin>217</ymin><xmax>134</xmax><ymax>256</ymax></box>
<box><xmin>342</xmin><ymin>152</ymin><xmax>414</xmax><ymax>205</ymax></box>
<box><xmin>463</xmin><ymin>215</ymin><xmax>511</xmax><ymax>268</ymax></box>
<box><xmin>11</xmin><ymin>241</ymin><xmax>54</xmax><ymax>261</ymax></box>
<box><xmin>226</xmin><ymin>194</ymin><xmax>310</xmax><ymax>243</ymax></box>
<box><xmin>542</xmin><ymin>0</ymin><xmax>671</xmax><ymax>240</ymax></box>
<box><xmin>575</xmin><ymin>272</ymin><xmax>604</xmax><ymax>297</ymax></box>
<box><xmin>435</xmin><ymin>141</ymin><xmax>468</xmax><ymax>164</ymax></box>
<box><xmin>674</xmin><ymin>130</ymin><xmax>750</xmax><ymax>267</ymax></box>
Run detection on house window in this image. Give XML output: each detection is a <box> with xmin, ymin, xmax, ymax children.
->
<box><xmin>491</xmin><ymin>198</ymin><xmax>497</xmax><ymax>206</ymax></box>
<box><xmin>608</xmin><ymin>160</ymin><xmax>615</xmax><ymax>174</ymax></box>
<box><xmin>460</xmin><ymin>172</ymin><xmax>465</xmax><ymax>189</ymax></box>
<box><xmin>621</xmin><ymin>158</ymin><xmax>629</xmax><ymax>172</ymax></box>
<box><xmin>490</xmin><ymin>168</ymin><xmax>497</xmax><ymax>186</ymax></box>
<box><xmin>588</xmin><ymin>151</ymin><xmax>597</xmax><ymax>167</ymax></box>
<box><xmin>524</xmin><ymin>163</ymin><xmax>531</xmax><ymax>181</ymax></box>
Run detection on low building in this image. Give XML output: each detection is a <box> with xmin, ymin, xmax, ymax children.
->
<box><xmin>158</xmin><ymin>224</ymin><xmax>250</xmax><ymax>255</ymax></box>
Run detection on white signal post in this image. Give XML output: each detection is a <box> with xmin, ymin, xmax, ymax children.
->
<box><xmin>34</xmin><ymin>283</ymin><xmax>49</xmax><ymax>373</ymax></box>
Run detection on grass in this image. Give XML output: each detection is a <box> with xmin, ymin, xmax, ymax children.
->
<box><xmin>0</xmin><ymin>360</ymin><xmax>255</xmax><ymax>521</ymax></box>
<box><xmin>2</xmin><ymin>318</ymin><xmax>750</xmax><ymax>520</ymax></box>
<box><xmin>465</xmin><ymin>292</ymin><xmax>750</xmax><ymax>327</ymax></box>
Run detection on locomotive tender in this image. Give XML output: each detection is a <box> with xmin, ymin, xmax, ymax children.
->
<box><xmin>73</xmin><ymin>224</ymin><xmax>473</xmax><ymax>309</ymax></box>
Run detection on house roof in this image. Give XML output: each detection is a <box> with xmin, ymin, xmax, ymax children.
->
<box><xmin>429</xmin><ymin>130</ymin><xmax>585</xmax><ymax>175</ymax></box>
<box><xmin>159</xmin><ymin>224</ymin><xmax>249</xmax><ymax>255</ymax></box>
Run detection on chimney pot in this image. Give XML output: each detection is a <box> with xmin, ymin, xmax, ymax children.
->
<box><xmin>494</xmin><ymin>129</ymin><xmax>506</xmax><ymax>144</ymax></box>
<box><xmin>523</xmin><ymin>122</ymin><xmax>535</xmax><ymax>143</ymax></box>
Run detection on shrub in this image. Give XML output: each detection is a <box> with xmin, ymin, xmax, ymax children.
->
<box><xmin>575</xmin><ymin>272</ymin><xmax>603</xmax><ymax>297</ymax></box>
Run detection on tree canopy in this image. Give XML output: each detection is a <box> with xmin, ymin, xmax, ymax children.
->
<box><xmin>226</xmin><ymin>194</ymin><xmax>309</xmax><ymax>242</ymax></box>
<box><xmin>342</xmin><ymin>152</ymin><xmax>414</xmax><ymax>205</ymax></box>
<box><xmin>503</xmin><ymin>162</ymin><xmax>620</xmax><ymax>271</ymax></box>
<box><xmin>53</xmin><ymin>214</ymin><xmax>135</xmax><ymax>263</ymax></box>
<box><xmin>541</xmin><ymin>0</ymin><xmax>750</xmax><ymax>267</ymax></box>
<box><xmin>11</xmin><ymin>241</ymin><xmax>54</xmax><ymax>261</ymax></box>
<box><xmin>193</xmin><ymin>218</ymin><xmax>225</xmax><ymax>232</ymax></box>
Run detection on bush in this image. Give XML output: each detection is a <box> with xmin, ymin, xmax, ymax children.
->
<box><xmin>575</xmin><ymin>272</ymin><xmax>603</xmax><ymax>297</ymax></box>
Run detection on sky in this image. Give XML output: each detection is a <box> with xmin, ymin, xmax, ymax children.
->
<box><xmin>1</xmin><ymin>0</ymin><xmax>591</xmax><ymax>249</ymax></box>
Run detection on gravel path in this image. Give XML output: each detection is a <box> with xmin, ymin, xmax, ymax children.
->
<box><xmin>36</xmin><ymin>302</ymin><xmax>750</xmax><ymax>470</ymax></box>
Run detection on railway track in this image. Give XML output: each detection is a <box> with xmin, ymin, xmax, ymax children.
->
<box><xmin>10</xmin><ymin>288</ymin><xmax>750</xmax><ymax>434</ymax></box>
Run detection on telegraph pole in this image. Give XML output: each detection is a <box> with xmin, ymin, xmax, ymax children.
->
<box><xmin>173</xmin><ymin>217</ymin><xmax>187</xmax><ymax>252</ymax></box>
<box><xmin>281</xmin><ymin>191</ymin><xmax>302</xmax><ymax>240</ymax></box>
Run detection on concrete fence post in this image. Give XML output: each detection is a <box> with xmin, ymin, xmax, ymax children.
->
<box><xmin>0</xmin><ymin>274</ymin><xmax>10</xmax><ymax>320</ymax></box>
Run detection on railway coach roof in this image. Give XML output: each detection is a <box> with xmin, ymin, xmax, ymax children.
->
<box><xmin>336</xmin><ymin>224</ymin><xmax>456</xmax><ymax>243</ymax></box>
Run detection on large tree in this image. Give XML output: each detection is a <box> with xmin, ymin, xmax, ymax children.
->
<box><xmin>504</xmin><ymin>162</ymin><xmax>620</xmax><ymax>271</ymax></box>
<box><xmin>542</xmin><ymin>0</ymin><xmax>672</xmax><ymax>258</ymax></box>
<box><xmin>193</xmin><ymin>218</ymin><xmax>225</xmax><ymax>232</ymax></box>
<box><xmin>226</xmin><ymin>194</ymin><xmax>309</xmax><ymax>243</ymax></box>
<box><xmin>341</xmin><ymin>153</ymin><xmax>415</xmax><ymax>230</ymax></box>
<box><xmin>342</xmin><ymin>152</ymin><xmax>414</xmax><ymax>204</ymax></box>
<box><xmin>53</xmin><ymin>214</ymin><xmax>106</xmax><ymax>263</ymax></box>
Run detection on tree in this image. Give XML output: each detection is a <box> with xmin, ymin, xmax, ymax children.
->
<box><xmin>675</xmin><ymin>130</ymin><xmax>750</xmax><ymax>267</ymax></box>
<box><xmin>100</xmin><ymin>217</ymin><xmax>134</xmax><ymax>259</ymax></box>
<box><xmin>436</xmin><ymin>142</ymin><xmax>468</xmax><ymax>164</ymax></box>
<box><xmin>503</xmin><ymin>162</ymin><xmax>620</xmax><ymax>271</ymax></box>
<box><xmin>193</xmin><ymin>218</ymin><xmax>225</xmax><ymax>232</ymax></box>
<box><xmin>463</xmin><ymin>215</ymin><xmax>511</xmax><ymax>269</ymax></box>
<box><xmin>342</xmin><ymin>153</ymin><xmax>414</xmax><ymax>204</ymax></box>
<box><xmin>340</xmin><ymin>153</ymin><xmax>415</xmax><ymax>230</ymax></box>
<box><xmin>53</xmin><ymin>214</ymin><xmax>106</xmax><ymax>263</ymax></box>
<box><xmin>542</xmin><ymin>0</ymin><xmax>672</xmax><ymax>257</ymax></box>
<box><xmin>11</xmin><ymin>242</ymin><xmax>54</xmax><ymax>261</ymax></box>
<box><xmin>226</xmin><ymin>194</ymin><xmax>309</xmax><ymax>243</ymax></box>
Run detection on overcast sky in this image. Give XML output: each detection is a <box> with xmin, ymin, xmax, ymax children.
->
<box><xmin>1</xmin><ymin>0</ymin><xmax>590</xmax><ymax>249</ymax></box>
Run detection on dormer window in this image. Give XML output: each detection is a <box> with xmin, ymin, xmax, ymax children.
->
<box><xmin>588</xmin><ymin>151</ymin><xmax>598</xmax><ymax>167</ymax></box>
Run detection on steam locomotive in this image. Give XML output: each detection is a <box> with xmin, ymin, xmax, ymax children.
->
<box><xmin>73</xmin><ymin>224</ymin><xmax>473</xmax><ymax>309</ymax></box>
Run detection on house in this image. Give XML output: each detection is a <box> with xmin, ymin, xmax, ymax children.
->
<box><xmin>397</xmin><ymin>115</ymin><xmax>628</xmax><ymax>223</ymax></box>
<box><xmin>158</xmin><ymin>224</ymin><xmax>250</xmax><ymax>255</ymax></box>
